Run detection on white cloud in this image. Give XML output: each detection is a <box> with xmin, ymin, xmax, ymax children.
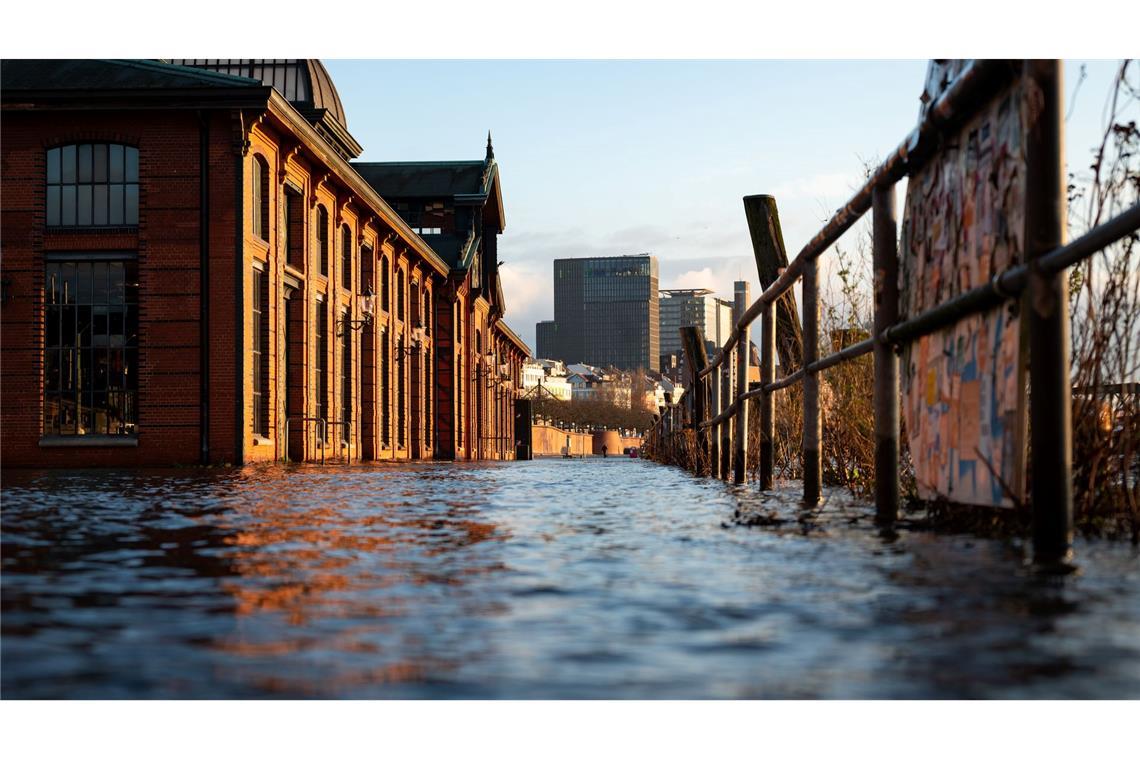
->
<box><xmin>769</xmin><ymin>172</ymin><xmax>857</xmax><ymax>202</ymax></box>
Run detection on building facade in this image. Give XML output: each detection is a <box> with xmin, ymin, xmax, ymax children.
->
<box><xmin>658</xmin><ymin>288</ymin><xmax>734</xmax><ymax>357</ymax></box>
<box><xmin>1</xmin><ymin>59</ymin><xmax>528</xmax><ymax>467</ymax></box>
<box><xmin>537</xmin><ymin>254</ymin><xmax>659</xmax><ymax>372</ymax></box>
<box><xmin>520</xmin><ymin>359</ymin><xmax>572</xmax><ymax>401</ymax></box>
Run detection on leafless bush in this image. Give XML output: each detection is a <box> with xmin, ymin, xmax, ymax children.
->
<box><xmin>1066</xmin><ymin>60</ymin><xmax>1140</xmax><ymax>540</ymax></box>
<box><xmin>532</xmin><ymin>397</ymin><xmax>655</xmax><ymax>433</ymax></box>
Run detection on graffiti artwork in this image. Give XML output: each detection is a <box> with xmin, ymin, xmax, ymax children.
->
<box><xmin>899</xmin><ymin>63</ymin><xmax>1028</xmax><ymax>507</ymax></box>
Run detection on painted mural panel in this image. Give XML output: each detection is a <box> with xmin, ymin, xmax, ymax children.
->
<box><xmin>899</xmin><ymin>63</ymin><xmax>1028</xmax><ymax>507</ymax></box>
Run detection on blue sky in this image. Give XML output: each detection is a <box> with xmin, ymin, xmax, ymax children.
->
<box><xmin>326</xmin><ymin>60</ymin><xmax>1126</xmax><ymax>351</ymax></box>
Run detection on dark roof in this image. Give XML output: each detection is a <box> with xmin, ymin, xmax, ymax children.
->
<box><xmin>1</xmin><ymin>59</ymin><xmax>261</xmax><ymax>93</ymax></box>
<box><xmin>410</xmin><ymin>231</ymin><xmax>480</xmax><ymax>270</ymax></box>
<box><xmin>351</xmin><ymin>161</ymin><xmax>489</xmax><ymax>199</ymax></box>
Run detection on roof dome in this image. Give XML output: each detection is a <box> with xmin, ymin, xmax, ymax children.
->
<box><xmin>167</xmin><ymin>59</ymin><xmax>360</xmax><ymax>158</ymax></box>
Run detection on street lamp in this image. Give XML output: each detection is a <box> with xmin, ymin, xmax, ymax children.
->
<box><xmin>336</xmin><ymin>284</ymin><xmax>375</xmax><ymax>336</ymax></box>
<box><xmin>398</xmin><ymin>322</ymin><xmax>426</xmax><ymax>356</ymax></box>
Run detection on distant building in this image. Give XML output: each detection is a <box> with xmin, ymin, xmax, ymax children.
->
<box><xmin>658</xmin><ymin>288</ymin><xmax>734</xmax><ymax>357</ymax></box>
<box><xmin>535</xmin><ymin>321</ymin><xmax>560</xmax><ymax>361</ymax></box>
<box><xmin>566</xmin><ymin>368</ymin><xmax>631</xmax><ymax>407</ymax></box>
<box><xmin>536</xmin><ymin>254</ymin><xmax>659</xmax><ymax>372</ymax></box>
<box><xmin>520</xmin><ymin>359</ymin><xmax>572</xmax><ymax>401</ymax></box>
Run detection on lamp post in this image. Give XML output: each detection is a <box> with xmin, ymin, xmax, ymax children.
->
<box><xmin>336</xmin><ymin>284</ymin><xmax>375</xmax><ymax>336</ymax></box>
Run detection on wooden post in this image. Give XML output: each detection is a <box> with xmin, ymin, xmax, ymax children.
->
<box><xmin>710</xmin><ymin>352</ymin><xmax>721</xmax><ymax>478</ymax></box>
<box><xmin>720</xmin><ymin>364</ymin><xmax>732</xmax><ymax>480</ymax></box>
<box><xmin>872</xmin><ymin>183</ymin><xmax>899</xmax><ymax>524</ymax></box>
<box><xmin>680</xmin><ymin>326</ymin><xmax>710</xmax><ymax>475</ymax></box>
<box><xmin>744</xmin><ymin>195</ymin><xmax>803</xmax><ymax>372</ymax></box>
<box><xmin>759</xmin><ymin>299</ymin><xmax>775</xmax><ymax>490</ymax></box>
<box><xmin>734</xmin><ymin>282</ymin><xmax>750</xmax><ymax>484</ymax></box>
<box><xmin>1024</xmin><ymin>59</ymin><xmax>1072</xmax><ymax>567</ymax></box>
<box><xmin>802</xmin><ymin>258</ymin><xmax>821</xmax><ymax>504</ymax></box>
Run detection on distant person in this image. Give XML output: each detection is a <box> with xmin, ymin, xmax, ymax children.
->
<box><xmin>601</xmin><ymin>444</ymin><xmax>608</xmax><ymax>458</ymax></box>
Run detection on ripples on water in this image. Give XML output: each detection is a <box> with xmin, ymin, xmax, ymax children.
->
<box><xmin>2</xmin><ymin>459</ymin><xmax>1139</xmax><ymax>698</ymax></box>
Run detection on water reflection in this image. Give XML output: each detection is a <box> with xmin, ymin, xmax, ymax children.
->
<box><xmin>2</xmin><ymin>461</ymin><xmax>1139</xmax><ymax>698</ymax></box>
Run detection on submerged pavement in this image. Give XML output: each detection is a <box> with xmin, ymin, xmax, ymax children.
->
<box><xmin>2</xmin><ymin>458</ymin><xmax>1139</xmax><ymax>698</ymax></box>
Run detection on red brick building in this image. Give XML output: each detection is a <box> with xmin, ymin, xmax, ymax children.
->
<box><xmin>0</xmin><ymin>59</ymin><xmax>529</xmax><ymax>467</ymax></box>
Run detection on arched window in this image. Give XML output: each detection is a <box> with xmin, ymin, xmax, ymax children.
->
<box><xmin>46</xmin><ymin>143</ymin><xmax>138</xmax><ymax>227</ymax></box>
<box><xmin>252</xmin><ymin>155</ymin><xmax>269</xmax><ymax>240</ymax></box>
<box><xmin>380</xmin><ymin>256</ymin><xmax>390</xmax><ymax>312</ymax></box>
<box><xmin>316</xmin><ymin>205</ymin><xmax>329</xmax><ymax>276</ymax></box>
<box><xmin>340</xmin><ymin>224</ymin><xmax>352</xmax><ymax>290</ymax></box>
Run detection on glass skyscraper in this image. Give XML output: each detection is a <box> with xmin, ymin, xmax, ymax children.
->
<box><xmin>658</xmin><ymin>289</ymin><xmax>735</xmax><ymax>358</ymax></box>
<box><xmin>537</xmin><ymin>254</ymin><xmax>659</xmax><ymax>371</ymax></box>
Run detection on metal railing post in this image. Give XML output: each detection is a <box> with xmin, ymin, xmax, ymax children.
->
<box><xmin>734</xmin><ymin>282</ymin><xmax>750</xmax><ymax>484</ymax></box>
<box><xmin>1024</xmin><ymin>59</ymin><xmax>1072</xmax><ymax>567</ymax></box>
<box><xmin>872</xmin><ymin>182</ymin><xmax>900</xmax><ymax>524</ymax></box>
<box><xmin>759</xmin><ymin>299</ymin><xmax>775</xmax><ymax>490</ymax></box>
<box><xmin>802</xmin><ymin>259</ymin><xmax>821</xmax><ymax>504</ymax></box>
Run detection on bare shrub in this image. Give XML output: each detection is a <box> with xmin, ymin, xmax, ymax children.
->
<box><xmin>1066</xmin><ymin>60</ymin><xmax>1140</xmax><ymax>540</ymax></box>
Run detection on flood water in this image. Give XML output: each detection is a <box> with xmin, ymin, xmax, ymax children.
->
<box><xmin>3</xmin><ymin>458</ymin><xmax>1139</xmax><ymax>699</ymax></box>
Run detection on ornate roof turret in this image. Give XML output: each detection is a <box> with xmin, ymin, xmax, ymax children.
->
<box><xmin>166</xmin><ymin>59</ymin><xmax>362</xmax><ymax>159</ymax></box>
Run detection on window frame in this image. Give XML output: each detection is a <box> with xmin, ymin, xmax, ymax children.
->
<box><xmin>252</xmin><ymin>154</ymin><xmax>270</xmax><ymax>242</ymax></box>
<box><xmin>316</xmin><ymin>205</ymin><xmax>330</xmax><ymax>278</ymax></box>
<box><xmin>45</xmin><ymin>143</ymin><xmax>139</xmax><ymax>229</ymax></box>
<box><xmin>41</xmin><ymin>252</ymin><xmax>139</xmax><ymax>440</ymax></box>
<box><xmin>340</xmin><ymin>224</ymin><xmax>352</xmax><ymax>292</ymax></box>
<box><xmin>251</xmin><ymin>265</ymin><xmax>269</xmax><ymax>438</ymax></box>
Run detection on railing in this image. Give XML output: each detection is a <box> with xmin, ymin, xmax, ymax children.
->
<box><xmin>644</xmin><ymin>60</ymin><xmax>1140</xmax><ymax>567</ymax></box>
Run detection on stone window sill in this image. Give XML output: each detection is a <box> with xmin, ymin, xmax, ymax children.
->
<box><xmin>251</xmin><ymin>436</ymin><xmax>274</xmax><ymax>447</ymax></box>
<box><xmin>39</xmin><ymin>435</ymin><xmax>139</xmax><ymax>448</ymax></box>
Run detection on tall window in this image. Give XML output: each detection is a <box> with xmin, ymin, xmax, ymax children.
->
<box><xmin>411</xmin><ymin>282</ymin><xmax>420</xmax><ymax>328</ymax></box>
<box><xmin>423</xmin><ymin>290</ymin><xmax>432</xmax><ymax>336</ymax></box>
<box><xmin>425</xmin><ymin>346</ymin><xmax>433</xmax><ymax>450</ymax></box>
<box><xmin>381</xmin><ymin>327</ymin><xmax>390</xmax><ymax>446</ymax></box>
<box><xmin>284</xmin><ymin>187</ymin><xmax>304</xmax><ymax>269</ymax></box>
<box><xmin>457</xmin><ymin>350</ymin><xmax>464</xmax><ymax>445</ymax></box>
<box><xmin>316</xmin><ymin>205</ymin><xmax>329</xmax><ymax>277</ymax></box>
<box><xmin>397</xmin><ymin>271</ymin><xmax>405</xmax><ymax>321</ymax></box>
<box><xmin>380</xmin><ymin>257</ymin><xmax>390</xmax><ymax>312</ymax></box>
<box><xmin>340</xmin><ymin>225</ymin><xmax>352</xmax><ymax>291</ymax></box>
<box><xmin>316</xmin><ymin>299</ymin><xmax>329</xmax><ymax>439</ymax></box>
<box><xmin>251</xmin><ymin>267</ymin><xmax>269</xmax><ymax>437</ymax></box>
<box><xmin>43</xmin><ymin>259</ymin><xmax>138</xmax><ymax>436</ymax></box>
<box><xmin>341</xmin><ymin>309</ymin><xmax>352</xmax><ymax>443</ymax></box>
<box><xmin>252</xmin><ymin>155</ymin><xmax>269</xmax><ymax>240</ymax></box>
<box><xmin>283</xmin><ymin>289</ymin><xmax>296</xmax><ymax>429</ymax></box>
<box><xmin>46</xmin><ymin>143</ymin><xmax>138</xmax><ymax>227</ymax></box>
<box><xmin>456</xmin><ymin>303</ymin><xmax>463</xmax><ymax>444</ymax></box>
<box><xmin>360</xmin><ymin>244</ymin><xmax>373</xmax><ymax>299</ymax></box>
<box><xmin>397</xmin><ymin>336</ymin><xmax>406</xmax><ymax>447</ymax></box>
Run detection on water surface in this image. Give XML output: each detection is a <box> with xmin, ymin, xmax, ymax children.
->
<box><xmin>3</xmin><ymin>459</ymin><xmax>1139</xmax><ymax>698</ymax></box>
